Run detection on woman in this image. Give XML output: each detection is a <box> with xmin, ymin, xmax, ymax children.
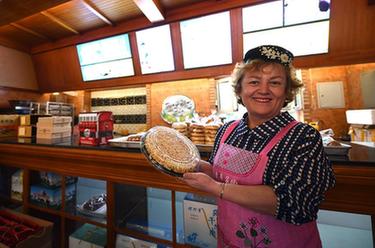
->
<box><xmin>183</xmin><ymin>45</ymin><xmax>335</xmax><ymax>248</ymax></box>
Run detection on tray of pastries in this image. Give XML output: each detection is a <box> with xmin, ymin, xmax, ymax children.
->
<box><xmin>324</xmin><ymin>140</ymin><xmax>352</xmax><ymax>156</ymax></box>
<box><xmin>108</xmin><ymin>133</ymin><xmax>145</xmax><ymax>148</ymax></box>
<box><xmin>141</xmin><ymin>126</ymin><xmax>200</xmax><ymax>177</ymax></box>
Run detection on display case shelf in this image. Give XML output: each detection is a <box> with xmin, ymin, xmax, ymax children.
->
<box><xmin>0</xmin><ymin>142</ymin><xmax>374</xmax><ymax>247</ymax></box>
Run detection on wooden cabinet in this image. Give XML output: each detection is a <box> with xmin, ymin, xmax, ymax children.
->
<box><xmin>33</xmin><ymin>46</ymin><xmax>82</xmax><ymax>92</ymax></box>
<box><xmin>0</xmin><ymin>142</ymin><xmax>374</xmax><ymax>247</ymax></box>
<box><xmin>0</xmin><ymin>143</ymin><xmax>199</xmax><ymax>247</ymax></box>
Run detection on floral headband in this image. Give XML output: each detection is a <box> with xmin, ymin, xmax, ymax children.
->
<box><xmin>243</xmin><ymin>45</ymin><xmax>294</xmax><ymax>67</ymax></box>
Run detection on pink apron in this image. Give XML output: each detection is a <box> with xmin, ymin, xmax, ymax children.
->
<box><xmin>213</xmin><ymin>120</ymin><xmax>321</xmax><ymax>248</ymax></box>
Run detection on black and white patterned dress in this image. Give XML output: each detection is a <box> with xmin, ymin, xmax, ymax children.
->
<box><xmin>208</xmin><ymin>111</ymin><xmax>336</xmax><ymax>225</ymax></box>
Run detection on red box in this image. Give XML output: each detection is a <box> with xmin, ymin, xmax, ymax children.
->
<box><xmin>79</xmin><ymin>111</ymin><xmax>114</xmax><ymax>146</ymax></box>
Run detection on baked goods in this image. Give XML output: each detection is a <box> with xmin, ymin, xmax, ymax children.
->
<box><xmin>172</xmin><ymin>122</ymin><xmax>188</xmax><ymax>136</ymax></box>
<box><xmin>327</xmin><ymin>140</ymin><xmax>342</xmax><ymax>147</ymax></box>
<box><xmin>189</xmin><ymin>123</ymin><xmax>205</xmax><ymax>144</ymax></box>
<box><xmin>141</xmin><ymin>126</ymin><xmax>200</xmax><ymax>176</ymax></box>
<box><xmin>126</xmin><ymin>132</ymin><xmax>145</xmax><ymax>142</ymax></box>
<box><xmin>204</xmin><ymin>123</ymin><xmax>220</xmax><ymax>145</ymax></box>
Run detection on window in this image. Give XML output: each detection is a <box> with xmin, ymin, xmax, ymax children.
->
<box><xmin>243</xmin><ymin>0</ymin><xmax>330</xmax><ymax>57</ymax></box>
<box><xmin>76</xmin><ymin>34</ymin><xmax>134</xmax><ymax>81</ymax></box>
<box><xmin>216</xmin><ymin>77</ymin><xmax>238</xmax><ymax>114</ymax></box>
<box><xmin>136</xmin><ymin>25</ymin><xmax>175</xmax><ymax>74</ymax></box>
<box><xmin>180</xmin><ymin>11</ymin><xmax>232</xmax><ymax>69</ymax></box>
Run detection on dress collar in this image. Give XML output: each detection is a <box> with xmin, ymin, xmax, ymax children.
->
<box><xmin>238</xmin><ymin>111</ymin><xmax>296</xmax><ymax>139</ymax></box>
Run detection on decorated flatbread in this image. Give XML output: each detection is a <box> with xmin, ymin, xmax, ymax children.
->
<box><xmin>141</xmin><ymin>126</ymin><xmax>200</xmax><ymax>177</ymax></box>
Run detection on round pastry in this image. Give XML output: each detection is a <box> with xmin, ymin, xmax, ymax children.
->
<box><xmin>142</xmin><ymin>126</ymin><xmax>200</xmax><ymax>176</ymax></box>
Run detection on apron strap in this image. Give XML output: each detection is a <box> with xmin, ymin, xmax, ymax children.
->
<box><xmin>261</xmin><ymin>120</ymin><xmax>299</xmax><ymax>155</ymax></box>
<box><xmin>220</xmin><ymin>120</ymin><xmax>240</xmax><ymax>144</ymax></box>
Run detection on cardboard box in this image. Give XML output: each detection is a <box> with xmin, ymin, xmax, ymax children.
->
<box><xmin>20</xmin><ymin>115</ymin><xmax>47</xmax><ymax>126</ymax></box>
<box><xmin>183</xmin><ymin>194</ymin><xmax>217</xmax><ymax>248</ymax></box>
<box><xmin>0</xmin><ymin>114</ymin><xmax>19</xmax><ymax>126</ymax></box>
<box><xmin>0</xmin><ymin>209</ymin><xmax>53</xmax><ymax>248</ymax></box>
<box><xmin>0</xmin><ymin>115</ymin><xmax>19</xmax><ymax>137</ymax></box>
<box><xmin>30</xmin><ymin>183</ymin><xmax>76</xmax><ymax>209</ymax></box>
<box><xmin>36</xmin><ymin>126</ymin><xmax>71</xmax><ymax>139</ymax></box>
<box><xmin>69</xmin><ymin>223</ymin><xmax>106</xmax><ymax>248</ymax></box>
<box><xmin>37</xmin><ymin>116</ymin><xmax>72</xmax><ymax>125</ymax></box>
<box><xmin>346</xmin><ymin>109</ymin><xmax>375</xmax><ymax>125</ymax></box>
<box><xmin>11</xmin><ymin>169</ymin><xmax>23</xmax><ymax>201</ymax></box>
<box><xmin>18</xmin><ymin>125</ymin><xmax>36</xmax><ymax>137</ymax></box>
<box><xmin>116</xmin><ymin>234</ymin><xmax>157</xmax><ymax>248</ymax></box>
<box><xmin>349</xmin><ymin>125</ymin><xmax>375</xmax><ymax>142</ymax></box>
<box><xmin>36</xmin><ymin>116</ymin><xmax>72</xmax><ymax>140</ymax></box>
<box><xmin>36</xmin><ymin>136</ymin><xmax>71</xmax><ymax>145</ymax></box>
<box><xmin>78</xmin><ymin>111</ymin><xmax>113</xmax><ymax>146</ymax></box>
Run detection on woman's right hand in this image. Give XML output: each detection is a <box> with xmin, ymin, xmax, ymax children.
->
<box><xmin>183</xmin><ymin>171</ymin><xmax>221</xmax><ymax>197</ymax></box>
<box><xmin>195</xmin><ymin>160</ymin><xmax>214</xmax><ymax>177</ymax></box>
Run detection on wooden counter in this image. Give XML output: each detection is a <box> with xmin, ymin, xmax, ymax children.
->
<box><xmin>0</xmin><ymin>140</ymin><xmax>374</xmax><ymax>246</ymax></box>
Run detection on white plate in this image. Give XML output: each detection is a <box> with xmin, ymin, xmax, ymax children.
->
<box><xmin>161</xmin><ymin>95</ymin><xmax>195</xmax><ymax>124</ymax></box>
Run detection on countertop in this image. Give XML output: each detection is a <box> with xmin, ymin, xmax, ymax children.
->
<box><xmin>0</xmin><ymin>136</ymin><xmax>374</xmax><ymax>165</ymax></box>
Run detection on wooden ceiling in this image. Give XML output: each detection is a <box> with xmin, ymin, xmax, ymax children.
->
<box><xmin>0</xmin><ymin>0</ymin><xmax>208</xmax><ymax>52</ymax></box>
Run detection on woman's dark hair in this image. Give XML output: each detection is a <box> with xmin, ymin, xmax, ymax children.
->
<box><xmin>232</xmin><ymin>60</ymin><xmax>303</xmax><ymax>107</ymax></box>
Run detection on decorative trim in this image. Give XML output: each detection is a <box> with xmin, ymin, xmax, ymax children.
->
<box><xmin>113</xmin><ymin>114</ymin><xmax>146</xmax><ymax>124</ymax></box>
<box><xmin>91</xmin><ymin>95</ymin><xmax>146</xmax><ymax>107</ymax></box>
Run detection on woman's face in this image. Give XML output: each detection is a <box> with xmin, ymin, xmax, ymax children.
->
<box><xmin>239</xmin><ymin>63</ymin><xmax>287</xmax><ymax>127</ymax></box>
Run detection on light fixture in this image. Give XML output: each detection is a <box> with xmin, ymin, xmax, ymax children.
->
<box><xmin>133</xmin><ymin>0</ymin><xmax>165</xmax><ymax>23</ymax></box>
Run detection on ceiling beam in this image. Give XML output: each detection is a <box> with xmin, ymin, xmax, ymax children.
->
<box><xmin>81</xmin><ymin>0</ymin><xmax>114</xmax><ymax>26</ymax></box>
<box><xmin>133</xmin><ymin>0</ymin><xmax>165</xmax><ymax>23</ymax></box>
<box><xmin>40</xmin><ymin>11</ymin><xmax>79</xmax><ymax>34</ymax></box>
<box><xmin>10</xmin><ymin>23</ymin><xmax>49</xmax><ymax>40</ymax></box>
<box><xmin>0</xmin><ymin>0</ymin><xmax>71</xmax><ymax>27</ymax></box>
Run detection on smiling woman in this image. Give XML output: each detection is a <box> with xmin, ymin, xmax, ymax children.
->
<box><xmin>182</xmin><ymin>44</ymin><xmax>335</xmax><ymax>248</ymax></box>
<box><xmin>238</xmin><ymin>63</ymin><xmax>287</xmax><ymax>128</ymax></box>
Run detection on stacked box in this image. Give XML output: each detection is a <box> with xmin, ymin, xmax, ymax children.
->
<box><xmin>69</xmin><ymin>223</ymin><xmax>106</xmax><ymax>248</ymax></box>
<box><xmin>18</xmin><ymin>115</ymin><xmax>48</xmax><ymax>137</ymax></box>
<box><xmin>346</xmin><ymin>109</ymin><xmax>375</xmax><ymax>125</ymax></box>
<box><xmin>0</xmin><ymin>114</ymin><xmax>19</xmax><ymax>137</ymax></box>
<box><xmin>78</xmin><ymin>111</ymin><xmax>113</xmax><ymax>145</ymax></box>
<box><xmin>11</xmin><ymin>169</ymin><xmax>23</xmax><ymax>201</ymax></box>
<box><xmin>349</xmin><ymin>125</ymin><xmax>375</xmax><ymax>142</ymax></box>
<box><xmin>37</xmin><ymin>116</ymin><xmax>72</xmax><ymax>140</ymax></box>
<box><xmin>18</xmin><ymin>125</ymin><xmax>36</xmax><ymax>137</ymax></box>
<box><xmin>183</xmin><ymin>194</ymin><xmax>217</xmax><ymax>248</ymax></box>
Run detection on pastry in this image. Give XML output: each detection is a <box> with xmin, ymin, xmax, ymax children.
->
<box><xmin>142</xmin><ymin>126</ymin><xmax>200</xmax><ymax>176</ymax></box>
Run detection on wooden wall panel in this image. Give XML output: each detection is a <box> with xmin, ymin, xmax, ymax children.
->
<box><xmin>302</xmin><ymin>63</ymin><xmax>375</xmax><ymax>137</ymax></box>
<box><xmin>32</xmin><ymin>49</ymin><xmax>65</xmax><ymax>92</ymax></box>
<box><xmin>329</xmin><ymin>0</ymin><xmax>375</xmax><ymax>54</ymax></box>
<box><xmin>32</xmin><ymin>46</ymin><xmax>82</xmax><ymax>92</ymax></box>
<box><xmin>346</xmin><ymin>63</ymin><xmax>375</xmax><ymax>109</ymax></box>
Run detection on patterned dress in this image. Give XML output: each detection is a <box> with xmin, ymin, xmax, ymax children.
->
<box><xmin>208</xmin><ymin>111</ymin><xmax>336</xmax><ymax>225</ymax></box>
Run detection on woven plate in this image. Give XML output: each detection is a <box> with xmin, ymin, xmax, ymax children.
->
<box><xmin>141</xmin><ymin>126</ymin><xmax>200</xmax><ymax>177</ymax></box>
